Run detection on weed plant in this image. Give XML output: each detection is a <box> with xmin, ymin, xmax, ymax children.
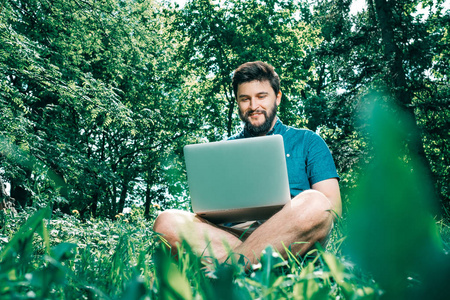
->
<box><xmin>0</xmin><ymin>204</ymin><xmax>382</xmax><ymax>299</ymax></box>
<box><xmin>1</xmin><ymin>101</ymin><xmax>449</xmax><ymax>299</ymax></box>
<box><xmin>0</xmin><ymin>199</ymin><xmax>449</xmax><ymax>299</ymax></box>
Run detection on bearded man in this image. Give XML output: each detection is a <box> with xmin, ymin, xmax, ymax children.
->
<box><xmin>153</xmin><ymin>61</ymin><xmax>341</xmax><ymax>265</ymax></box>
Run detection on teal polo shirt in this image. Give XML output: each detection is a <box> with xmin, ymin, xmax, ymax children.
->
<box><xmin>229</xmin><ymin>118</ymin><xmax>339</xmax><ymax>197</ymax></box>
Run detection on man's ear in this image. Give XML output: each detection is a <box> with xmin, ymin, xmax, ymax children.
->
<box><xmin>276</xmin><ymin>91</ymin><xmax>282</xmax><ymax>106</ymax></box>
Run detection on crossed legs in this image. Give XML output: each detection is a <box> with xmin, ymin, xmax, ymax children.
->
<box><xmin>152</xmin><ymin>189</ymin><xmax>335</xmax><ymax>264</ymax></box>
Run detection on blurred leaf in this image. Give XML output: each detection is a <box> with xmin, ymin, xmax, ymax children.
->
<box><xmin>153</xmin><ymin>246</ymin><xmax>193</xmax><ymax>300</ymax></box>
<box><xmin>259</xmin><ymin>246</ymin><xmax>286</xmax><ymax>287</ymax></box>
<box><xmin>321</xmin><ymin>252</ymin><xmax>353</xmax><ymax>299</ymax></box>
<box><xmin>0</xmin><ymin>206</ymin><xmax>51</xmax><ymax>260</ymax></box>
<box><xmin>295</xmin><ymin>261</ymin><xmax>330</xmax><ymax>300</ymax></box>
<box><xmin>346</xmin><ymin>98</ymin><xmax>446</xmax><ymax>299</ymax></box>
<box><xmin>120</xmin><ymin>276</ymin><xmax>147</xmax><ymax>300</ymax></box>
<box><xmin>50</xmin><ymin>243</ymin><xmax>77</xmax><ymax>261</ymax></box>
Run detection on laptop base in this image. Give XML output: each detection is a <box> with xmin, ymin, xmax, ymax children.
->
<box><xmin>196</xmin><ymin>204</ymin><xmax>285</xmax><ymax>224</ymax></box>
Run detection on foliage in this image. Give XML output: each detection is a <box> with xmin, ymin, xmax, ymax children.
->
<box><xmin>1</xmin><ymin>0</ymin><xmax>449</xmax><ymax>297</ymax></box>
<box><xmin>345</xmin><ymin>98</ymin><xmax>450</xmax><ymax>300</ymax></box>
<box><xmin>1</xmin><ymin>97</ymin><xmax>449</xmax><ymax>298</ymax></box>
<box><xmin>1</xmin><ymin>0</ymin><xmax>449</xmax><ymax>219</ymax></box>
<box><xmin>0</xmin><ymin>205</ymin><xmax>380</xmax><ymax>299</ymax></box>
<box><xmin>0</xmin><ymin>206</ymin><xmax>447</xmax><ymax>299</ymax></box>
<box><xmin>171</xmin><ymin>0</ymin><xmax>323</xmax><ymax>139</ymax></box>
<box><xmin>0</xmin><ymin>205</ymin><xmax>158</xmax><ymax>299</ymax></box>
<box><xmin>0</xmin><ymin>0</ymin><xmax>197</xmax><ymax>217</ymax></box>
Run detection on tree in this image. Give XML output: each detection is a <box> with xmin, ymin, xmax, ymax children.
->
<box><xmin>298</xmin><ymin>0</ymin><xmax>449</xmax><ymax>208</ymax></box>
<box><xmin>366</xmin><ymin>0</ymin><xmax>449</xmax><ymax>208</ymax></box>
<box><xmin>0</xmin><ymin>0</ymin><xmax>198</xmax><ymax>217</ymax></box>
<box><xmin>1</xmin><ymin>0</ymin><xmax>448</xmax><ymax>217</ymax></box>
<box><xmin>171</xmin><ymin>0</ymin><xmax>322</xmax><ymax>140</ymax></box>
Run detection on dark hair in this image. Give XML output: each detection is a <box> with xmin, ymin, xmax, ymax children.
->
<box><xmin>232</xmin><ymin>61</ymin><xmax>280</xmax><ymax>99</ymax></box>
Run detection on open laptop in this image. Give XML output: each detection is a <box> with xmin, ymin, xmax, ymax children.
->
<box><xmin>184</xmin><ymin>135</ymin><xmax>290</xmax><ymax>223</ymax></box>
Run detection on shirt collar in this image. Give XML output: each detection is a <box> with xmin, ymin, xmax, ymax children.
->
<box><xmin>267</xmin><ymin>118</ymin><xmax>283</xmax><ymax>135</ymax></box>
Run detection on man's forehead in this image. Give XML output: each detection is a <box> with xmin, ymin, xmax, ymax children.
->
<box><xmin>237</xmin><ymin>80</ymin><xmax>273</xmax><ymax>94</ymax></box>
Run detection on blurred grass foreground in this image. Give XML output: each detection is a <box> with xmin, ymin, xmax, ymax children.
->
<box><xmin>0</xmin><ymin>98</ymin><xmax>449</xmax><ymax>299</ymax></box>
<box><xmin>345</xmin><ymin>97</ymin><xmax>450</xmax><ymax>299</ymax></box>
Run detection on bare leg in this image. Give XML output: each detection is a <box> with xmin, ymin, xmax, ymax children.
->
<box><xmin>152</xmin><ymin>189</ymin><xmax>334</xmax><ymax>264</ymax></box>
<box><xmin>229</xmin><ymin>189</ymin><xmax>334</xmax><ymax>263</ymax></box>
<box><xmin>153</xmin><ymin>209</ymin><xmax>243</xmax><ymax>259</ymax></box>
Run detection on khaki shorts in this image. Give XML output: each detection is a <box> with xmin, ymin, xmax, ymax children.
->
<box><xmin>217</xmin><ymin>220</ymin><xmax>265</xmax><ymax>240</ymax></box>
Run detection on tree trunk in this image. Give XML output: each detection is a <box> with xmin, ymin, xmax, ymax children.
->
<box><xmin>111</xmin><ymin>183</ymin><xmax>117</xmax><ymax>217</ymax></box>
<box><xmin>373</xmin><ymin>0</ymin><xmax>438</xmax><ymax>200</ymax></box>
<box><xmin>10</xmin><ymin>175</ymin><xmax>31</xmax><ymax>208</ymax></box>
<box><xmin>373</xmin><ymin>0</ymin><xmax>411</xmax><ymax>107</ymax></box>
<box><xmin>118</xmin><ymin>179</ymin><xmax>129</xmax><ymax>214</ymax></box>
<box><xmin>0</xmin><ymin>177</ymin><xmax>16</xmax><ymax>214</ymax></box>
<box><xmin>226</xmin><ymin>85</ymin><xmax>235</xmax><ymax>137</ymax></box>
<box><xmin>144</xmin><ymin>169</ymin><xmax>153</xmax><ymax>217</ymax></box>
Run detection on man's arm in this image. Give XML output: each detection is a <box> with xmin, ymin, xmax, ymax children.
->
<box><xmin>311</xmin><ymin>178</ymin><xmax>342</xmax><ymax>217</ymax></box>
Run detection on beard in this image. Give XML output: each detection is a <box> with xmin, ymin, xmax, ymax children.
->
<box><xmin>239</xmin><ymin>103</ymin><xmax>278</xmax><ymax>136</ymax></box>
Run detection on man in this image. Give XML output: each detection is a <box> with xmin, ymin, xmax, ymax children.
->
<box><xmin>153</xmin><ymin>61</ymin><xmax>341</xmax><ymax>265</ymax></box>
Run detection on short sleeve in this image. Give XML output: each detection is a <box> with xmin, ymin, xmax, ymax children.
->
<box><xmin>305</xmin><ymin>132</ymin><xmax>339</xmax><ymax>186</ymax></box>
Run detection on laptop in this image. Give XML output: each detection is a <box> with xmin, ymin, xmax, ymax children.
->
<box><xmin>184</xmin><ymin>135</ymin><xmax>290</xmax><ymax>223</ymax></box>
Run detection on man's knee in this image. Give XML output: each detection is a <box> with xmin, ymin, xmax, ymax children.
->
<box><xmin>153</xmin><ymin>209</ymin><xmax>194</xmax><ymax>237</ymax></box>
<box><xmin>290</xmin><ymin>190</ymin><xmax>334</xmax><ymax>240</ymax></box>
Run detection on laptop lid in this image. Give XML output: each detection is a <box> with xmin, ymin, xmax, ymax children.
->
<box><xmin>183</xmin><ymin>135</ymin><xmax>290</xmax><ymax>223</ymax></box>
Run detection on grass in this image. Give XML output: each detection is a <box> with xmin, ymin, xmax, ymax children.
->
<box><xmin>1</xmin><ymin>191</ymin><xmax>448</xmax><ymax>299</ymax></box>
<box><xmin>0</xmin><ymin>204</ymin><xmax>384</xmax><ymax>300</ymax></box>
<box><xmin>1</xmin><ymin>100</ymin><xmax>449</xmax><ymax>299</ymax></box>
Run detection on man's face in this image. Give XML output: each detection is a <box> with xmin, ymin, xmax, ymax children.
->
<box><xmin>237</xmin><ymin>80</ymin><xmax>282</xmax><ymax>136</ymax></box>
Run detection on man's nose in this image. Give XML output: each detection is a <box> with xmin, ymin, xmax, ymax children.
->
<box><xmin>249</xmin><ymin>98</ymin><xmax>259</xmax><ymax>110</ymax></box>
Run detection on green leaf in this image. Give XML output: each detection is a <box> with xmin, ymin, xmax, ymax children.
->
<box><xmin>0</xmin><ymin>206</ymin><xmax>51</xmax><ymax>260</ymax></box>
<box><xmin>50</xmin><ymin>243</ymin><xmax>77</xmax><ymax>261</ymax></box>
<box><xmin>153</xmin><ymin>246</ymin><xmax>193</xmax><ymax>300</ymax></box>
<box><xmin>294</xmin><ymin>261</ymin><xmax>330</xmax><ymax>300</ymax></box>
<box><xmin>346</xmin><ymin>99</ymin><xmax>446</xmax><ymax>298</ymax></box>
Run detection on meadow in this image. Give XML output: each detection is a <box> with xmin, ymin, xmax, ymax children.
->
<box><xmin>1</xmin><ymin>103</ymin><xmax>450</xmax><ymax>300</ymax></box>
<box><xmin>0</xmin><ymin>204</ymin><xmax>374</xmax><ymax>299</ymax></box>
<box><xmin>1</xmin><ymin>203</ymin><xmax>449</xmax><ymax>300</ymax></box>
<box><xmin>1</xmin><ymin>0</ymin><xmax>449</xmax><ymax>298</ymax></box>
